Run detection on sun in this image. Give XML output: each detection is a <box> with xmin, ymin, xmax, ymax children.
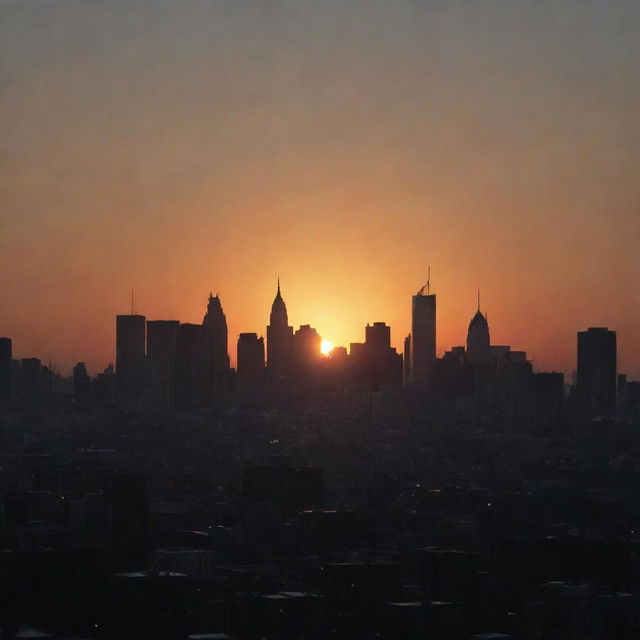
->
<box><xmin>320</xmin><ymin>339</ymin><xmax>334</xmax><ymax>355</ymax></box>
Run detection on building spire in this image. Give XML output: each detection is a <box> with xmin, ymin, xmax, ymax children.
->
<box><xmin>277</xmin><ymin>276</ymin><xmax>281</xmax><ymax>296</ymax></box>
<box><xmin>477</xmin><ymin>288</ymin><xmax>480</xmax><ymax>312</ymax></box>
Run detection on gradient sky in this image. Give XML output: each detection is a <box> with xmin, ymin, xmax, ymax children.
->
<box><xmin>1</xmin><ymin>0</ymin><xmax>639</xmax><ymax>376</ymax></box>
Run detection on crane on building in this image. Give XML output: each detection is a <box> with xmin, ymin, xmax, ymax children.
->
<box><xmin>416</xmin><ymin>266</ymin><xmax>431</xmax><ymax>296</ymax></box>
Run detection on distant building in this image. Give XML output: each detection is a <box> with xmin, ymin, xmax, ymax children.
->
<box><xmin>237</xmin><ymin>333</ymin><xmax>265</xmax><ymax>378</ymax></box>
<box><xmin>175</xmin><ymin>323</ymin><xmax>202</xmax><ymax>410</ymax></box>
<box><xmin>292</xmin><ymin>325</ymin><xmax>321</xmax><ymax>376</ymax></box>
<box><xmin>410</xmin><ymin>284</ymin><xmax>436</xmax><ymax>386</ymax></box>
<box><xmin>201</xmin><ymin>293</ymin><xmax>231</xmax><ymax>407</ymax></box>
<box><xmin>577</xmin><ymin>327</ymin><xmax>617</xmax><ymax>418</ymax></box>
<box><xmin>147</xmin><ymin>320</ymin><xmax>180</xmax><ymax>410</ymax></box>
<box><xmin>116</xmin><ymin>314</ymin><xmax>146</xmax><ymax>400</ymax></box>
<box><xmin>466</xmin><ymin>305</ymin><xmax>490</xmax><ymax>365</ymax></box>
<box><xmin>266</xmin><ymin>280</ymin><xmax>293</xmax><ymax>377</ymax></box>
<box><xmin>0</xmin><ymin>337</ymin><xmax>11</xmax><ymax>406</ymax></box>
<box><xmin>351</xmin><ymin>322</ymin><xmax>403</xmax><ymax>387</ymax></box>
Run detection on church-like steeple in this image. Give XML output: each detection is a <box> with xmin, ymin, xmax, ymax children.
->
<box><xmin>270</xmin><ymin>278</ymin><xmax>289</xmax><ymax>327</ymax></box>
<box><xmin>267</xmin><ymin>278</ymin><xmax>293</xmax><ymax>375</ymax></box>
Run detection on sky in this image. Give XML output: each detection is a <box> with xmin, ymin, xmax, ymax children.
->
<box><xmin>1</xmin><ymin>0</ymin><xmax>639</xmax><ymax>376</ymax></box>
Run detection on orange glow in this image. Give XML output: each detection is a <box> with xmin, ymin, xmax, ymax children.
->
<box><xmin>321</xmin><ymin>340</ymin><xmax>334</xmax><ymax>356</ymax></box>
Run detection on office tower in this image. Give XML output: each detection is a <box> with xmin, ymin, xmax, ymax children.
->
<box><xmin>0</xmin><ymin>337</ymin><xmax>11</xmax><ymax>406</ymax></box>
<box><xmin>577</xmin><ymin>327</ymin><xmax>617</xmax><ymax>418</ymax></box>
<box><xmin>147</xmin><ymin>320</ymin><xmax>179</xmax><ymax>410</ymax></box>
<box><xmin>73</xmin><ymin>362</ymin><xmax>91</xmax><ymax>408</ymax></box>
<box><xmin>353</xmin><ymin>322</ymin><xmax>403</xmax><ymax>385</ymax></box>
<box><xmin>293</xmin><ymin>324</ymin><xmax>322</xmax><ymax>375</ymax></box>
<box><xmin>237</xmin><ymin>333</ymin><xmax>265</xmax><ymax>378</ymax></box>
<box><xmin>175</xmin><ymin>323</ymin><xmax>202</xmax><ymax>410</ymax></box>
<box><xmin>410</xmin><ymin>280</ymin><xmax>436</xmax><ymax>386</ymax></box>
<box><xmin>116</xmin><ymin>314</ymin><xmax>146</xmax><ymax>399</ymax></box>
<box><xmin>201</xmin><ymin>293</ymin><xmax>230</xmax><ymax>406</ymax></box>
<box><xmin>466</xmin><ymin>300</ymin><xmax>490</xmax><ymax>365</ymax></box>
<box><xmin>267</xmin><ymin>279</ymin><xmax>294</xmax><ymax>377</ymax></box>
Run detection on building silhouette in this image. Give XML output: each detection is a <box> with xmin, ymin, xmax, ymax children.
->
<box><xmin>237</xmin><ymin>332</ymin><xmax>265</xmax><ymax>378</ymax></box>
<box><xmin>73</xmin><ymin>362</ymin><xmax>91</xmax><ymax>408</ymax></box>
<box><xmin>410</xmin><ymin>279</ymin><xmax>436</xmax><ymax>386</ymax></box>
<box><xmin>116</xmin><ymin>314</ymin><xmax>146</xmax><ymax>401</ymax></box>
<box><xmin>146</xmin><ymin>320</ymin><xmax>179</xmax><ymax>410</ymax></box>
<box><xmin>0</xmin><ymin>337</ymin><xmax>11</xmax><ymax>406</ymax></box>
<box><xmin>267</xmin><ymin>279</ymin><xmax>293</xmax><ymax>377</ymax></box>
<box><xmin>201</xmin><ymin>293</ymin><xmax>230</xmax><ymax>407</ymax></box>
<box><xmin>292</xmin><ymin>325</ymin><xmax>322</xmax><ymax>376</ymax></box>
<box><xmin>466</xmin><ymin>296</ymin><xmax>491</xmax><ymax>365</ymax></box>
<box><xmin>351</xmin><ymin>323</ymin><xmax>403</xmax><ymax>387</ymax></box>
<box><xmin>175</xmin><ymin>323</ymin><xmax>202</xmax><ymax>411</ymax></box>
<box><xmin>577</xmin><ymin>327</ymin><xmax>617</xmax><ymax>418</ymax></box>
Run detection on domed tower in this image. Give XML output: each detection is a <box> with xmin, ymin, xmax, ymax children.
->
<box><xmin>466</xmin><ymin>291</ymin><xmax>490</xmax><ymax>365</ymax></box>
<box><xmin>267</xmin><ymin>279</ymin><xmax>293</xmax><ymax>376</ymax></box>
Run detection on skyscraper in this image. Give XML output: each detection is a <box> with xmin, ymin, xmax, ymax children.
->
<box><xmin>237</xmin><ymin>333</ymin><xmax>265</xmax><ymax>378</ymax></box>
<box><xmin>0</xmin><ymin>337</ymin><xmax>12</xmax><ymax>406</ymax></box>
<box><xmin>577</xmin><ymin>327</ymin><xmax>617</xmax><ymax>418</ymax></box>
<box><xmin>292</xmin><ymin>324</ymin><xmax>322</xmax><ymax>376</ymax></box>
<box><xmin>410</xmin><ymin>279</ymin><xmax>436</xmax><ymax>386</ymax></box>
<box><xmin>201</xmin><ymin>293</ymin><xmax>230</xmax><ymax>406</ymax></box>
<box><xmin>267</xmin><ymin>279</ymin><xmax>293</xmax><ymax>377</ymax></box>
<box><xmin>466</xmin><ymin>297</ymin><xmax>490</xmax><ymax>365</ymax></box>
<box><xmin>116</xmin><ymin>314</ymin><xmax>146</xmax><ymax>400</ymax></box>
<box><xmin>147</xmin><ymin>320</ymin><xmax>180</xmax><ymax>410</ymax></box>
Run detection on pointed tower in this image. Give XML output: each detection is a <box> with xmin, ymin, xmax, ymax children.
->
<box><xmin>466</xmin><ymin>292</ymin><xmax>490</xmax><ymax>364</ymax></box>
<box><xmin>267</xmin><ymin>279</ymin><xmax>293</xmax><ymax>376</ymax></box>
<box><xmin>199</xmin><ymin>292</ymin><xmax>230</xmax><ymax>406</ymax></box>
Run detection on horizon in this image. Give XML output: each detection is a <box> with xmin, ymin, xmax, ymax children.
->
<box><xmin>1</xmin><ymin>1</ymin><xmax>639</xmax><ymax>377</ymax></box>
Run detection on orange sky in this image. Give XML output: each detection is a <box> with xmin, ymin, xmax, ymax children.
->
<box><xmin>1</xmin><ymin>1</ymin><xmax>639</xmax><ymax>377</ymax></box>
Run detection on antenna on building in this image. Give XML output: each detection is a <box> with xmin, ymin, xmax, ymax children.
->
<box><xmin>416</xmin><ymin>266</ymin><xmax>431</xmax><ymax>296</ymax></box>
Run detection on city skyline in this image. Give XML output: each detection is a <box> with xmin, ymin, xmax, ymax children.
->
<box><xmin>2</xmin><ymin>1</ymin><xmax>639</xmax><ymax>376</ymax></box>
<box><xmin>1</xmin><ymin>274</ymin><xmax>636</xmax><ymax>379</ymax></box>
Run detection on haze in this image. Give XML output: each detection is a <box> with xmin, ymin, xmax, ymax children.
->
<box><xmin>1</xmin><ymin>1</ymin><xmax>639</xmax><ymax>376</ymax></box>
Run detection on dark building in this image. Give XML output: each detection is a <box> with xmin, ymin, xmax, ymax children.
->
<box><xmin>577</xmin><ymin>327</ymin><xmax>617</xmax><ymax>418</ymax></box>
<box><xmin>201</xmin><ymin>293</ymin><xmax>230</xmax><ymax>406</ymax></box>
<box><xmin>175</xmin><ymin>323</ymin><xmax>202</xmax><ymax>410</ymax></box>
<box><xmin>267</xmin><ymin>280</ymin><xmax>293</xmax><ymax>377</ymax></box>
<box><xmin>410</xmin><ymin>281</ymin><xmax>436</xmax><ymax>386</ymax></box>
<box><xmin>146</xmin><ymin>320</ymin><xmax>179</xmax><ymax>410</ymax></box>
<box><xmin>237</xmin><ymin>333</ymin><xmax>265</xmax><ymax>378</ymax></box>
<box><xmin>292</xmin><ymin>324</ymin><xmax>322</xmax><ymax>376</ymax></box>
<box><xmin>466</xmin><ymin>302</ymin><xmax>491</xmax><ymax>365</ymax></box>
<box><xmin>0</xmin><ymin>336</ymin><xmax>12</xmax><ymax>406</ymax></box>
<box><xmin>351</xmin><ymin>323</ymin><xmax>403</xmax><ymax>386</ymax></box>
<box><xmin>116</xmin><ymin>314</ymin><xmax>146</xmax><ymax>400</ymax></box>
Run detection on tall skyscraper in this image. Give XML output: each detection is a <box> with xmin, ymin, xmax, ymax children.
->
<box><xmin>267</xmin><ymin>279</ymin><xmax>293</xmax><ymax>377</ymax></box>
<box><xmin>466</xmin><ymin>297</ymin><xmax>490</xmax><ymax>365</ymax></box>
<box><xmin>147</xmin><ymin>320</ymin><xmax>180</xmax><ymax>410</ymax></box>
<box><xmin>201</xmin><ymin>293</ymin><xmax>230</xmax><ymax>406</ymax></box>
<box><xmin>237</xmin><ymin>333</ymin><xmax>265</xmax><ymax>379</ymax></box>
<box><xmin>577</xmin><ymin>327</ymin><xmax>617</xmax><ymax>418</ymax></box>
<box><xmin>116</xmin><ymin>314</ymin><xmax>146</xmax><ymax>400</ymax></box>
<box><xmin>410</xmin><ymin>278</ymin><xmax>436</xmax><ymax>386</ymax></box>
<box><xmin>0</xmin><ymin>337</ymin><xmax>12</xmax><ymax>406</ymax></box>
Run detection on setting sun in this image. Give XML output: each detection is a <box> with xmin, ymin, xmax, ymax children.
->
<box><xmin>320</xmin><ymin>339</ymin><xmax>334</xmax><ymax>356</ymax></box>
